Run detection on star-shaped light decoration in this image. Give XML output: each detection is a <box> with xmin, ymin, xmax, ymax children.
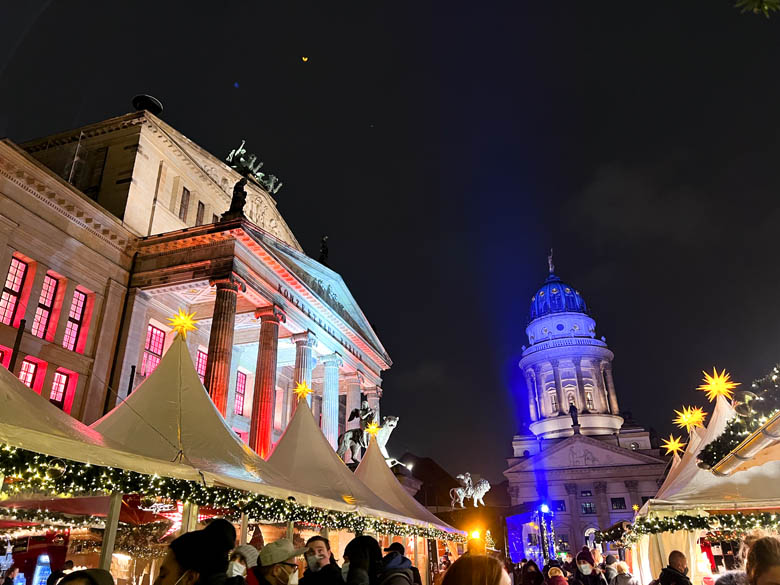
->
<box><xmin>341</xmin><ymin>494</ymin><xmax>356</xmax><ymax>505</ymax></box>
<box><xmin>673</xmin><ymin>406</ymin><xmax>707</xmax><ymax>433</ymax></box>
<box><xmin>167</xmin><ymin>308</ymin><xmax>198</xmax><ymax>340</ymax></box>
<box><xmin>661</xmin><ymin>434</ymin><xmax>686</xmax><ymax>456</ymax></box>
<box><xmin>293</xmin><ymin>381</ymin><xmax>313</xmax><ymax>401</ymax></box>
<box><xmin>632</xmin><ymin>504</ymin><xmax>639</xmax><ymax>512</ymax></box>
<box><xmin>365</xmin><ymin>421</ymin><xmax>381</xmax><ymax>437</ymax></box>
<box><xmin>698</xmin><ymin>368</ymin><xmax>740</xmax><ymax>402</ymax></box>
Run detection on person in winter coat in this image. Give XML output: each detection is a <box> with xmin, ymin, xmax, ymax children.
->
<box><xmin>569</xmin><ymin>548</ymin><xmax>608</xmax><ymax>585</ymax></box>
<box><xmin>383</xmin><ymin>544</ymin><xmax>420</xmax><ymax>585</ymax></box>
<box><xmin>300</xmin><ymin>536</ymin><xmax>343</xmax><ymax>585</ymax></box>
<box><xmin>440</xmin><ymin>555</ymin><xmax>510</xmax><ymax>585</ymax></box>
<box><xmin>154</xmin><ymin>519</ymin><xmax>245</xmax><ymax>585</ymax></box>
<box><xmin>520</xmin><ymin>560</ymin><xmax>544</xmax><ymax>585</ymax></box>
<box><xmin>548</xmin><ymin>567</ymin><xmax>569</xmax><ymax>585</ymax></box>
<box><xmin>610</xmin><ymin>562</ymin><xmax>638</xmax><ymax>585</ymax></box>
<box><xmin>252</xmin><ymin>540</ymin><xmax>308</xmax><ymax>585</ymax></box>
<box><xmin>230</xmin><ymin>545</ymin><xmax>260</xmax><ymax>585</ymax></box>
<box><xmin>652</xmin><ymin>551</ymin><xmax>691</xmax><ymax>585</ymax></box>
<box><xmin>603</xmin><ymin>556</ymin><xmax>618</xmax><ymax>584</ymax></box>
<box><xmin>59</xmin><ymin>570</ymin><xmax>115</xmax><ymax>585</ymax></box>
<box><xmin>746</xmin><ymin>536</ymin><xmax>780</xmax><ymax>585</ymax></box>
<box><xmin>343</xmin><ymin>536</ymin><xmax>413</xmax><ymax>585</ymax></box>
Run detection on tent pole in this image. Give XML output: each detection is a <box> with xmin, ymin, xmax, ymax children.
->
<box><xmin>320</xmin><ymin>527</ymin><xmax>329</xmax><ymax>539</ymax></box>
<box><xmin>240</xmin><ymin>513</ymin><xmax>249</xmax><ymax>545</ymax></box>
<box><xmin>287</xmin><ymin>521</ymin><xmax>294</xmax><ymax>540</ymax></box>
<box><xmin>100</xmin><ymin>492</ymin><xmax>123</xmax><ymax>571</ymax></box>
<box><xmin>180</xmin><ymin>502</ymin><xmax>199</xmax><ymax>534</ymax></box>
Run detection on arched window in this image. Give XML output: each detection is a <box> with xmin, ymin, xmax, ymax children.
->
<box><xmin>585</xmin><ymin>391</ymin><xmax>595</xmax><ymax>411</ymax></box>
<box><xmin>567</xmin><ymin>393</ymin><xmax>576</xmax><ymax>406</ymax></box>
<box><xmin>550</xmin><ymin>391</ymin><xmax>558</xmax><ymax>412</ymax></box>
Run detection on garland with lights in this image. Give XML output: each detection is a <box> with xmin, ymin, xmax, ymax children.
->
<box><xmin>698</xmin><ymin>365</ymin><xmax>780</xmax><ymax>468</ymax></box>
<box><xmin>0</xmin><ymin>445</ymin><xmax>464</xmax><ymax>543</ymax></box>
<box><xmin>0</xmin><ymin>507</ymin><xmax>105</xmax><ymax>532</ymax></box>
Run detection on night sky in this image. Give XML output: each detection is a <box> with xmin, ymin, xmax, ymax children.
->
<box><xmin>3</xmin><ymin>1</ymin><xmax>780</xmax><ymax>484</ymax></box>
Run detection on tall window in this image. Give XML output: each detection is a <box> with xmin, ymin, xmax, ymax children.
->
<box><xmin>549</xmin><ymin>392</ymin><xmax>558</xmax><ymax>412</ymax></box>
<box><xmin>581</xmin><ymin>502</ymin><xmax>596</xmax><ymax>515</ymax></box>
<box><xmin>195</xmin><ymin>350</ymin><xmax>208</xmax><ymax>383</ymax></box>
<box><xmin>234</xmin><ymin>371</ymin><xmax>247</xmax><ymax>415</ymax></box>
<box><xmin>585</xmin><ymin>391</ymin><xmax>595</xmax><ymax>411</ymax></box>
<box><xmin>552</xmin><ymin>500</ymin><xmax>566</xmax><ymax>512</ymax></box>
<box><xmin>18</xmin><ymin>359</ymin><xmax>37</xmax><ymax>388</ymax></box>
<box><xmin>0</xmin><ymin>257</ymin><xmax>28</xmax><ymax>325</ymax></box>
<box><xmin>195</xmin><ymin>201</ymin><xmax>205</xmax><ymax>226</ymax></box>
<box><xmin>141</xmin><ymin>325</ymin><xmax>165</xmax><ymax>376</ymax></box>
<box><xmin>212</xmin><ymin>213</ymin><xmax>219</xmax><ymax>224</ymax></box>
<box><xmin>31</xmin><ymin>275</ymin><xmax>59</xmax><ymax>338</ymax></box>
<box><xmin>178</xmin><ymin>187</ymin><xmax>190</xmax><ymax>221</ymax></box>
<box><xmin>50</xmin><ymin>371</ymin><xmax>69</xmax><ymax>408</ymax></box>
<box><xmin>62</xmin><ymin>290</ymin><xmax>86</xmax><ymax>351</ymax></box>
<box><xmin>611</xmin><ymin>497</ymin><xmax>627</xmax><ymax>510</ymax></box>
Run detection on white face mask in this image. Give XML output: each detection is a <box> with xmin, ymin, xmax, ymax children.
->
<box><xmin>287</xmin><ymin>569</ymin><xmax>298</xmax><ymax>585</ymax></box>
<box><xmin>306</xmin><ymin>555</ymin><xmax>325</xmax><ymax>572</ymax></box>
<box><xmin>341</xmin><ymin>562</ymin><xmax>350</xmax><ymax>581</ymax></box>
<box><xmin>228</xmin><ymin>562</ymin><xmax>247</xmax><ymax>578</ymax></box>
<box><xmin>579</xmin><ymin>565</ymin><xmax>593</xmax><ymax>576</ymax></box>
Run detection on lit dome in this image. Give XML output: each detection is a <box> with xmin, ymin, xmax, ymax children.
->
<box><xmin>529</xmin><ymin>272</ymin><xmax>588</xmax><ymax>321</ymax></box>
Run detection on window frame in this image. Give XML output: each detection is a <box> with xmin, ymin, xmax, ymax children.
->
<box><xmin>581</xmin><ymin>501</ymin><xmax>596</xmax><ymax>515</ymax></box>
<box><xmin>195</xmin><ymin>349</ymin><xmax>208</xmax><ymax>383</ymax></box>
<box><xmin>50</xmin><ymin>371</ymin><xmax>69</xmax><ymax>408</ymax></box>
<box><xmin>62</xmin><ymin>289</ymin><xmax>87</xmax><ymax>351</ymax></box>
<box><xmin>234</xmin><ymin>370</ymin><xmax>247</xmax><ymax>416</ymax></box>
<box><xmin>18</xmin><ymin>359</ymin><xmax>38</xmax><ymax>388</ymax></box>
<box><xmin>549</xmin><ymin>391</ymin><xmax>558</xmax><ymax>412</ymax></box>
<box><xmin>552</xmin><ymin>499</ymin><xmax>566</xmax><ymax>512</ymax></box>
<box><xmin>580</xmin><ymin>489</ymin><xmax>593</xmax><ymax>497</ymax></box>
<box><xmin>178</xmin><ymin>187</ymin><xmax>190</xmax><ymax>221</ymax></box>
<box><xmin>611</xmin><ymin>497</ymin><xmax>627</xmax><ymax>510</ymax></box>
<box><xmin>141</xmin><ymin>324</ymin><xmax>166</xmax><ymax>376</ymax></box>
<box><xmin>31</xmin><ymin>274</ymin><xmax>59</xmax><ymax>339</ymax></box>
<box><xmin>0</xmin><ymin>257</ymin><xmax>28</xmax><ymax>326</ymax></box>
<box><xmin>195</xmin><ymin>201</ymin><xmax>205</xmax><ymax>226</ymax></box>
<box><xmin>585</xmin><ymin>390</ymin><xmax>595</xmax><ymax>411</ymax></box>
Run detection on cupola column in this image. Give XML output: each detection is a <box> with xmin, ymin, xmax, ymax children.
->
<box><xmin>574</xmin><ymin>359</ymin><xmax>588</xmax><ymax>413</ymax></box>
<box><xmin>551</xmin><ymin>360</ymin><xmax>566</xmax><ymax>415</ymax></box>
<box><xmin>526</xmin><ymin>369</ymin><xmax>539</xmax><ymax>422</ymax></box>
<box><xmin>592</xmin><ymin>359</ymin><xmax>611</xmax><ymax>414</ymax></box>
<box><xmin>605</xmin><ymin>365</ymin><xmax>620</xmax><ymax>414</ymax></box>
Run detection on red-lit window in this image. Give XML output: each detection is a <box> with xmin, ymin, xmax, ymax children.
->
<box><xmin>18</xmin><ymin>359</ymin><xmax>37</xmax><ymax>388</ymax></box>
<box><xmin>50</xmin><ymin>371</ymin><xmax>69</xmax><ymax>408</ymax></box>
<box><xmin>235</xmin><ymin>371</ymin><xmax>247</xmax><ymax>415</ymax></box>
<box><xmin>0</xmin><ymin>258</ymin><xmax>28</xmax><ymax>326</ymax></box>
<box><xmin>196</xmin><ymin>350</ymin><xmax>208</xmax><ymax>383</ymax></box>
<box><xmin>62</xmin><ymin>290</ymin><xmax>86</xmax><ymax>351</ymax></box>
<box><xmin>141</xmin><ymin>324</ymin><xmax>165</xmax><ymax>376</ymax></box>
<box><xmin>31</xmin><ymin>275</ymin><xmax>59</xmax><ymax>338</ymax></box>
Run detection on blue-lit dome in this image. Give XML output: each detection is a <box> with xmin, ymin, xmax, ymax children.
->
<box><xmin>529</xmin><ymin>273</ymin><xmax>588</xmax><ymax>321</ymax></box>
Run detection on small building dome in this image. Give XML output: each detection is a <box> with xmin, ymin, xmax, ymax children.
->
<box><xmin>529</xmin><ymin>272</ymin><xmax>587</xmax><ymax>321</ymax></box>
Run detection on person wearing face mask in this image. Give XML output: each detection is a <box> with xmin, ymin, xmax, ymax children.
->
<box><xmin>300</xmin><ymin>536</ymin><xmax>343</xmax><ymax>585</ymax></box>
<box><xmin>251</xmin><ymin>539</ymin><xmax>306</xmax><ymax>585</ymax></box>
<box><xmin>568</xmin><ymin>548</ymin><xmax>607</xmax><ymax>585</ymax></box>
<box><xmin>653</xmin><ymin>551</ymin><xmax>691</xmax><ymax>585</ymax></box>
<box><xmin>342</xmin><ymin>536</ymin><xmax>413</xmax><ymax>585</ymax></box>
<box><xmin>154</xmin><ymin>519</ymin><xmax>244</xmax><ymax>585</ymax></box>
<box><xmin>520</xmin><ymin>559</ymin><xmax>543</xmax><ymax>585</ymax></box>
<box><xmin>230</xmin><ymin>546</ymin><xmax>260</xmax><ymax>585</ymax></box>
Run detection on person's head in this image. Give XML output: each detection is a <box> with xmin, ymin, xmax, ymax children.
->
<box><xmin>63</xmin><ymin>562</ymin><xmax>74</xmax><ymax>571</ymax></box>
<box><xmin>7</xmin><ymin>567</ymin><xmax>18</xmax><ymax>579</ymax></box>
<box><xmin>361</xmin><ymin>400</ymin><xmax>369</xmax><ymax>409</ymax></box>
<box><xmin>441</xmin><ymin>555</ymin><xmax>511</xmax><ymax>585</ymax></box>
<box><xmin>523</xmin><ymin>560</ymin><xmax>540</xmax><ymax>574</ymax></box>
<box><xmin>576</xmin><ymin>549</ymin><xmax>596</xmax><ymax>575</ymax></box>
<box><xmin>605</xmin><ymin>555</ymin><xmax>617</xmax><ymax>567</ymax></box>
<box><xmin>549</xmin><ymin>568</ymin><xmax>564</xmax><ymax>579</ymax></box>
<box><xmin>59</xmin><ymin>570</ymin><xmax>114</xmax><ymax>585</ymax></box>
<box><xmin>229</xmin><ymin>544</ymin><xmax>259</xmax><ymax>577</ymax></box>
<box><xmin>590</xmin><ymin>548</ymin><xmax>602</xmax><ymax>565</ymax></box>
<box><xmin>747</xmin><ymin>536</ymin><xmax>780</xmax><ymax>585</ymax></box>
<box><xmin>255</xmin><ymin>539</ymin><xmax>306</xmax><ymax>585</ymax></box>
<box><xmin>384</xmin><ymin>542</ymin><xmax>405</xmax><ymax>557</ymax></box>
<box><xmin>668</xmin><ymin>550</ymin><xmax>687</xmax><ymax>575</ymax></box>
<box><xmin>343</xmin><ymin>536</ymin><xmax>383</xmax><ymax>580</ymax></box>
<box><xmin>305</xmin><ymin>536</ymin><xmax>332</xmax><ymax>572</ymax></box>
<box><xmin>616</xmin><ymin>562</ymin><xmax>629</xmax><ymax>575</ymax></box>
<box><xmin>155</xmin><ymin>518</ymin><xmax>236</xmax><ymax>585</ymax></box>
<box><xmin>565</xmin><ymin>554</ymin><xmax>573</xmax><ymax>563</ymax></box>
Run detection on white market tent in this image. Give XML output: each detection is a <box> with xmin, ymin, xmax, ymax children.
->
<box><xmin>355</xmin><ymin>438</ymin><xmax>461</xmax><ymax>535</ymax></box>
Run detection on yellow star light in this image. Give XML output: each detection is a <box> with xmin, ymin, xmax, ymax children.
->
<box><xmin>698</xmin><ymin>368</ymin><xmax>740</xmax><ymax>402</ymax></box>
<box><xmin>293</xmin><ymin>381</ymin><xmax>313</xmax><ymax>400</ymax></box>
<box><xmin>167</xmin><ymin>308</ymin><xmax>198</xmax><ymax>340</ymax></box>
<box><xmin>365</xmin><ymin>421</ymin><xmax>381</xmax><ymax>437</ymax></box>
<box><xmin>673</xmin><ymin>406</ymin><xmax>707</xmax><ymax>433</ymax></box>
<box><xmin>661</xmin><ymin>434</ymin><xmax>686</xmax><ymax>456</ymax></box>
<box><xmin>632</xmin><ymin>504</ymin><xmax>639</xmax><ymax>512</ymax></box>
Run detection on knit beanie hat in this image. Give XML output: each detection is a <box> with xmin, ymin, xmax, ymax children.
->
<box><xmin>576</xmin><ymin>549</ymin><xmax>595</xmax><ymax>566</ymax></box>
<box><xmin>233</xmin><ymin>544</ymin><xmax>259</xmax><ymax>568</ymax></box>
<box><xmin>549</xmin><ymin>568</ymin><xmax>564</xmax><ymax>578</ymax></box>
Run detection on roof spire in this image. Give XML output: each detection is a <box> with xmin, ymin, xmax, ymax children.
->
<box><xmin>547</xmin><ymin>248</ymin><xmax>555</xmax><ymax>274</ymax></box>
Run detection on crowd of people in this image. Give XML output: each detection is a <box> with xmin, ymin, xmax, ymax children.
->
<box><xmin>24</xmin><ymin>524</ymin><xmax>780</xmax><ymax>585</ymax></box>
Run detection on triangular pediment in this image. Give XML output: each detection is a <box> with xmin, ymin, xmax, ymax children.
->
<box><xmin>505</xmin><ymin>434</ymin><xmax>665</xmax><ymax>474</ymax></box>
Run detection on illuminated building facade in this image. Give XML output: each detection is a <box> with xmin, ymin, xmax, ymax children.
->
<box><xmin>0</xmin><ymin>110</ymin><xmax>390</xmax><ymax>457</ymax></box>
<box><xmin>504</xmin><ymin>265</ymin><xmax>666</xmax><ymax>551</ymax></box>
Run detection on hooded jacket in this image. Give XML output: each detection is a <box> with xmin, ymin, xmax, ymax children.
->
<box><xmin>611</xmin><ymin>573</ymin><xmax>639</xmax><ymax>585</ymax></box>
<box><xmin>569</xmin><ymin>567</ymin><xmax>608</xmax><ymax>585</ymax></box>
<box><xmin>300</xmin><ymin>563</ymin><xmax>344</xmax><ymax>585</ymax></box>
<box><xmin>658</xmin><ymin>567</ymin><xmax>692</xmax><ymax>585</ymax></box>
<box><xmin>378</xmin><ymin>553</ymin><xmax>414</xmax><ymax>585</ymax></box>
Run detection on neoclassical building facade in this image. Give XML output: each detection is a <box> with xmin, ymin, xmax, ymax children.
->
<box><xmin>0</xmin><ymin>109</ymin><xmax>389</xmax><ymax>458</ymax></box>
<box><xmin>505</xmin><ymin>265</ymin><xmax>667</xmax><ymax>552</ymax></box>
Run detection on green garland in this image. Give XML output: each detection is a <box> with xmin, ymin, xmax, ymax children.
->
<box><xmin>0</xmin><ymin>445</ymin><xmax>464</xmax><ymax>543</ymax></box>
<box><xmin>698</xmin><ymin>365</ymin><xmax>780</xmax><ymax>468</ymax></box>
<box><xmin>0</xmin><ymin>507</ymin><xmax>106</xmax><ymax>531</ymax></box>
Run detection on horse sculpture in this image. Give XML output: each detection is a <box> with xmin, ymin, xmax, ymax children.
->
<box><xmin>450</xmin><ymin>472</ymin><xmax>491</xmax><ymax>508</ymax></box>
<box><xmin>337</xmin><ymin>416</ymin><xmax>399</xmax><ymax>463</ymax></box>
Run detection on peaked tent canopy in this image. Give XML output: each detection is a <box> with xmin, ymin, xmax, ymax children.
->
<box><xmin>355</xmin><ymin>438</ymin><xmax>461</xmax><ymax>535</ymax></box>
<box><xmin>268</xmin><ymin>396</ymin><xmax>411</xmax><ymax>521</ymax></box>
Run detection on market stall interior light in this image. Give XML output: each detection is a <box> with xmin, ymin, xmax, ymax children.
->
<box><xmin>470</xmin><ymin>530</ymin><xmax>480</xmax><ymax>539</ymax></box>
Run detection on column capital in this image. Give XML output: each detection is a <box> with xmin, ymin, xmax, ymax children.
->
<box><xmin>594</xmin><ymin>481</ymin><xmax>608</xmax><ymax>494</ymax></box>
<box><xmin>209</xmin><ymin>273</ymin><xmax>247</xmax><ymax>292</ymax></box>
<box><xmin>343</xmin><ymin>371</ymin><xmax>365</xmax><ymax>385</ymax></box>
<box><xmin>254</xmin><ymin>304</ymin><xmax>286</xmax><ymax>323</ymax></box>
<box><xmin>365</xmin><ymin>385</ymin><xmax>383</xmax><ymax>399</ymax></box>
<box><xmin>624</xmin><ymin>480</ymin><xmax>639</xmax><ymax>490</ymax></box>
<box><xmin>550</xmin><ymin>359</ymin><xmax>560</xmax><ymax>368</ymax></box>
<box><xmin>564</xmin><ymin>483</ymin><xmax>578</xmax><ymax>495</ymax></box>
<box><xmin>291</xmin><ymin>330</ymin><xmax>317</xmax><ymax>347</ymax></box>
<box><xmin>321</xmin><ymin>353</ymin><xmax>343</xmax><ymax>368</ymax></box>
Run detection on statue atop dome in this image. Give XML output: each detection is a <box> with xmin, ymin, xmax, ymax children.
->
<box><xmin>548</xmin><ymin>248</ymin><xmax>555</xmax><ymax>274</ymax></box>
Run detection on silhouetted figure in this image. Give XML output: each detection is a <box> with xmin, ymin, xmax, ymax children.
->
<box><xmin>570</xmin><ymin>403</ymin><xmax>579</xmax><ymax>427</ymax></box>
<box><xmin>319</xmin><ymin>235</ymin><xmax>329</xmax><ymax>266</ymax></box>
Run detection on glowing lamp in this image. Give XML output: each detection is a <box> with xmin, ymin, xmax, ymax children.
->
<box><xmin>293</xmin><ymin>381</ymin><xmax>313</xmax><ymax>400</ymax></box>
<box><xmin>470</xmin><ymin>530</ymin><xmax>480</xmax><ymax>540</ymax></box>
<box><xmin>540</xmin><ymin>503</ymin><xmax>550</xmax><ymax>514</ymax></box>
<box><xmin>167</xmin><ymin>308</ymin><xmax>198</xmax><ymax>340</ymax></box>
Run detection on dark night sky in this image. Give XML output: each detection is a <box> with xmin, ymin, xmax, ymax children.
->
<box><xmin>2</xmin><ymin>1</ymin><xmax>780</xmax><ymax>483</ymax></box>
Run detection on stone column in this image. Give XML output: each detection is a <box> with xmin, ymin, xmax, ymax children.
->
<box><xmin>591</xmin><ymin>360</ymin><xmax>610</xmax><ymax>414</ymax></box>
<box><xmin>204</xmin><ymin>277</ymin><xmax>242</xmax><ymax>416</ymax></box>
<box><xmin>344</xmin><ymin>372</ymin><xmax>363</xmax><ymax>430</ymax></box>
<box><xmin>624</xmin><ymin>480</ymin><xmax>640</xmax><ymax>510</ymax></box>
<box><xmin>113</xmin><ymin>288</ymin><xmax>150</xmax><ymax>403</ymax></box>
<box><xmin>321</xmin><ymin>353</ymin><xmax>342</xmax><ymax>449</ymax></box>
<box><xmin>594</xmin><ymin>481</ymin><xmax>611</xmax><ymax>530</ymax></box>
<box><xmin>533</xmin><ymin>365</ymin><xmax>546</xmax><ymax>418</ymax></box>
<box><xmin>291</xmin><ymin>331</ymin><xmax>317</xmax><ymax>414</ymax></box>
<box><xmin>604</xmin><ymin>365</ymin><xmax>620</xmax><ymax>415</ymax></box>
<box><xmin>249</xmin><ymin>305</ymin><xmax>285</xmax><ymax>458</ymax></box>
<box><xmin>526</xmin><ymin>369</ymin><xmax>538</xmax><ymax>422</ymax></box>
<box><xmin>551</xmin><ymin>360</ymin><xmax>566</xmax><ymax>415</ymax></box>
<box><xmin>565</xmin><ymin>483</ymin><xmax>581</xmax><ymax>549</ymax></box>
<box><xmin>574</xmin><ymin>359</ymin><xmax>588</xmax><ymax>413</ymax></box>
<box><xmin>366</xmin><ymin>386</ymin><xmax>381</xmax><ymax>422</ymax></box>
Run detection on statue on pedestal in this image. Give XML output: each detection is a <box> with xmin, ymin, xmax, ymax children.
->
<box><xmin>223</xmin><ymin>177</ymin><xmax>248</xmax><ymax>220</ymax></box>
<box><xmin>569</xmin><ymin>402</ymin><xmax>579</xmax><ymax>427</ymax></box>
<box><xmin>449</xmin><ymin>472</ymin><xmax>491</xmax><ymax>508</ymax></box>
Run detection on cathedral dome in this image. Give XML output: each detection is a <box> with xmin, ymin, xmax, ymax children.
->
<box><xmin>529</xmin><ymin>272</ymin><xmax>588</xmax><ymax>321</ymax></box>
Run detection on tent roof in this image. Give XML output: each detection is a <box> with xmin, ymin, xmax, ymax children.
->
<box><xmin>355</xmin><ymin>438</ymin><xmax>462</xmax><ymax>534</ymax></box>
<box><xmin>267</xmin><ymin>396</ymin><xmax>412</xmax><ymax>521</ymax></box>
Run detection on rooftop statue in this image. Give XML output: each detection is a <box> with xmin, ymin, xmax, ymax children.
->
<box><xmin>226</xmin><ymin>140</ymin><xmax>283</xmax><ymax>195</ymax></box>
<box><xmin>450</xmin><ymin>472</ymin><xmax>491</xmax><ymax>509</ymax></box>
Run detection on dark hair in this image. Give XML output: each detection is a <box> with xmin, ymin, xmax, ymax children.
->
<box><xmin>747</xmin><ymin>536</ymin><xmax>780</xmax><ymax>585</ymax></box>
<box><xmin>442</xmin><ymin>555</ymin><xmax>505</xmax><ymax>585</ymax></box>
<box><xmin>668</xmin><ymin>551</ymin><xmax>686</xmax><ymax>570</ymax></box>
<box><xmin>169</xmin><ymin>518</ymin><xmax>236</xmax><ymax>576</ymax></box>
<box><xmin>64</xmin><ymin>561</ymin><xmax>74</xmax><ymax>570</ymax></box>
<box><xmin>344</xmin><ymin>536</ymin><xmax>383</xmax><ymax>582</ymax></box>
<box><xmin>306</xmin><ymin>536</ymin><xmax>331</xmax><ymax>550</ymax></box>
